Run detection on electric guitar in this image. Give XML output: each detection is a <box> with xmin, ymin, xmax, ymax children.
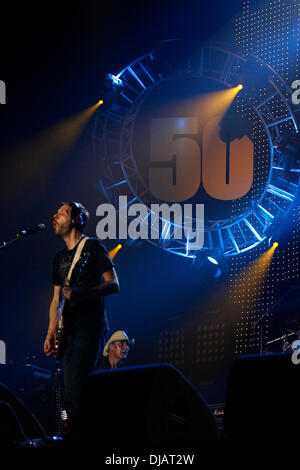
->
<box><xmin>55</xmin><ymin>249</ymin><xmax>89</xmax><ymax>360</ymax></box>
<box><xmin>55</xmin><ymin>279</ymin><xmax>70</xmax><ymax>360</ymax></box>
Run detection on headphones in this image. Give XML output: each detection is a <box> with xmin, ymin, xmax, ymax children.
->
<box><xmin>67</xmin><ymin>201</ymin><xmax>89</xmax><ymax>233</ymax></box>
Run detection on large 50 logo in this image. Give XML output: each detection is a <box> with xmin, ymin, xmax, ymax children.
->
<box><xmin>149</xmin><ymin>116</ymin><xmax>253</xmax><ymax>202</ymax></box>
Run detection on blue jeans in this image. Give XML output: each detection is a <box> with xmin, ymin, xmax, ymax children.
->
<box><xmin>62</xmin><ymin>327</ymin><xmax>107</xmax><ymax>433</ymax></box>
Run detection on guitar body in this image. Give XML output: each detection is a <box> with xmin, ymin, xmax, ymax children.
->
<box><xmin>55</xmin><ymin>281</ymin><xmax>70</xmax><ymax>360</ymax></box>
<box><xmin>55</xmin><ymin>313</ymin><xmax>67</xmax><ymax>360</ymax></box>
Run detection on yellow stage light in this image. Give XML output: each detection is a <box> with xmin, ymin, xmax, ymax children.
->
<box><xmin>237</xmin><ymin>84</ymin><xmax>243</xmax><ymax>90</ymax></box>
<box><xmin>189</xmin><ymin>85</ymin><xmax>245</xmax><ymax>127</ymax></box>
<box><xmin>230</xmin><ymin>242</ymin><xmax>278</xmax><ymax>302</ymax></box>
<box><xmin>1</xmin><ymin>101</ymin><xmax>102</xmax><ymax>205</ymax></box>
<box><xmin>108</xmin><ymin>243</ymin><xmax>122</xmax><ymax>260</ymax></box>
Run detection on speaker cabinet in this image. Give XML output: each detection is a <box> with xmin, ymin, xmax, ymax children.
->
<box><xmin>0</xmin><ymin>382</ymin><xmax>46</xmax><ymax>442</ymax></box>
<box><xmin>79</xmin><ymin>363</ymin><xmax>218</xmax><ymax>445</ymax></box>
<box><xmin>224</xmin><ymin>353</ymin><xmax>300</xmax><ymax>439</ymax></box>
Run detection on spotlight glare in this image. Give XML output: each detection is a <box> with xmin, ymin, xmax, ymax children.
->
<box><xmin>108</xmin><ymin>243</ymin><xmax>123</xmax><ymax>260</ymax></box>
<box><xmin>237</xmin><ymin>84</ymin><xmax>243</xmax><ymax>90</ymax></box>
<box><xmin>214</xmin><ymin>268</ymin><xmax>222</xmax><ymax>280</ymax></box>
<box><xmin>273</xmin><ymin>242</ymin><xmax>279</xmax><ymax>248</ymax></box>
<box><xmin>98</xmin><ymin>99</ymin><xmax>104</xmax><ymax>105</ymax></box>
<box><xmin>207</xmin><ymin>256</ymin><xmax>219</xmax><ymax>265</ymax></box>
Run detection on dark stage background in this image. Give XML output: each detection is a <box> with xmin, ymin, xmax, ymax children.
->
<box><xmin>0</xmin><ymin>0</ymin><xmax>299</xmax><ymax>433</ymax></box>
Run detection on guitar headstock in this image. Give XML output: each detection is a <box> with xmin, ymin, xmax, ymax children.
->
<box><xmin>78</xmin><ymin>252</ymin><xmax>90</xmax><ymax>272</ymax></box>
<box><xmin>66</xmin><ymin>252</ymin><xmax>91</xmax><ymax>287</ymax></box>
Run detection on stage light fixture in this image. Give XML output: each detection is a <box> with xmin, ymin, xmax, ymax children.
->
<box><xmin>237</xmin><ymin>84</ymin><xmax>243</xmax><ymax>90</ymax></box>
<box><xmin>107</xmin><ymin>73</ymin><xmax>123</xmax><ymax>87</ymax></box>
<box><xmin>266</xmin><ymin>218</ymin><xmax>285</xmax><ymax>248</ymax></box>
<box><xmin>207</xmin><ymin>256</ymin><xmax>219</xmax><ymax>265</ymax></box>
<box><xmin>206</xmin><ymin>251</ymin><xmax>224</xmax><ymax>279</ymax></box>
<box><xmin>192</xmin><ymin>250</ymin><xmax>224</xmax><ymax>280</ymax></box>
<box><xmin>268</xmin><ymin>235</ymin><xmax>280</xmax><ymax>248</ymax></box>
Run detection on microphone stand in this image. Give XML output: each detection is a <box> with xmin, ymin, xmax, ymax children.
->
<box><xmin>249</xmin><ymin>292</ymin><xmax>286</xmax><ymax>354</ymax></box>
<box><xmin>250</xmin><ymin>310</ymin><xmax>269</xmax><ymax>355</ymax></box>
<box><xmin>0</xmin><ymin>235</ymin><xmax>23</xmax><ymax>250</ymax></box>
<box><xmin>249</xmin><ymin>290</ymin><xmax>295</xmax><ymax>355</ymax></box>
<box><xmin>1</xmin><ymin>226</ymin><xmax>46</xmax><ymax>249</ymax></box>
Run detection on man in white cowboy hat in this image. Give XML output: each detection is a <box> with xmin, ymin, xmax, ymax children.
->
<box><xmin>96</xmin><ymin>330</ymin><xmax>135</xmax><ymax>369</ymax></box>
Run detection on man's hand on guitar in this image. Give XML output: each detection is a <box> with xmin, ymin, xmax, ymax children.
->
<box><xmin>63</xmin><ymin>279</ymin><xmax>86</xmax><ymax>301</ymax></box>
<box><xmin>63</xmin><ymin>279</ymin><xmax>72</xmax><ymax>300</ymax></box>
<box><xmin>44</xmin><ymin>331</ymin><xmax>56</xmax><ymax>356</ymax></box>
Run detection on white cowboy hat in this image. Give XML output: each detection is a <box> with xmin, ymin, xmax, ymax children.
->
<box><xmin>103</xmin><ymin>330</ymin><xmax>135</xmax><ymax>357</ymax></box>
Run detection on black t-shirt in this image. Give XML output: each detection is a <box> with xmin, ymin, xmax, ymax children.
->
<box><xmin>52</xmin><ymin>237</ymin><xmax>114</xmax><ymax>333</ymax></box>
<box><xmin>96</xmin><ymin>356</ymin><xmax>124</xmax><ymax>370</ymax></box>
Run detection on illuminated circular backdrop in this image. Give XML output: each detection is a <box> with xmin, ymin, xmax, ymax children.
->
<box><xmin>93</xmin><ymin>42</ymin><xmax>299</xmax><ymax>258</ymax></box>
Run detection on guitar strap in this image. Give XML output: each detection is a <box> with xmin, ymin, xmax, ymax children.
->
<box><xmin>65</xmin><ymin>236</ymin><xmax>89</xmax><ymax>284</ymax></box>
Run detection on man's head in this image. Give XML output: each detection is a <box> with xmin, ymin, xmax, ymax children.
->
<box><xmin>53</xmin><ymin>201</ymin><xmax>89</xmax><ymax>237</ymax></box>
<box><xmin>103</xmin><ymin>330</ymin><xmax>135</xmax><ymax>367</ymax></box>
<box><xmin>108</xmin><ymin>340</ymin><xmax>130</xmax><ymax>362</ymax></box>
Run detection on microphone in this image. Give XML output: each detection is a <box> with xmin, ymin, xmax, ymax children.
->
<box><xmin>17</xmin><ymin>224</ymin><xmax>46</xmax><ymax>237</ymax></box>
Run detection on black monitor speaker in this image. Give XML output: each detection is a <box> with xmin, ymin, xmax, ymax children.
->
<box><xmin>224</xmin><ymin>353</ymin><xmax>300</xmax><ymax>439</ymax></box>
<box><xmin>79</xmin><ymin>363</ymin><xmax>219</xmax><ymax>446</ymax></box>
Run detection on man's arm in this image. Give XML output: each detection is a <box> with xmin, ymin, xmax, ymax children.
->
<box><xmin>44</xmin><ymin>285</ymin><xmax>61</xmax><ymax>356</ymax></box>
<box><xmin>63</xmin><ymin>268</ymin><xmax>119</xmax><ymax>300</ymax></box>
<box><xmin>92</xmin><ymin>268</ymin><xmax>119</xmax><ymax>295</ymax></box>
